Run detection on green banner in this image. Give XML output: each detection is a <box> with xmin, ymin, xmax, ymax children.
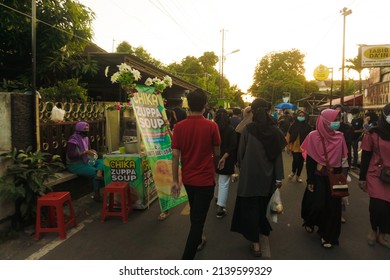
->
<box><xmin>131</xmin><ymin>86</ymin><xmax>187</xmax><ymax>212</ymax></box>
<box><xmin>102</xmin><ymin>153</ymin><xmax>157</xmax><ymax>209</ymax></box>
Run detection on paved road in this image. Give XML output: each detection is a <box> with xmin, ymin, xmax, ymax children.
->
<box><xmin>1</xmin><ymin>152</ymin><xmax>389</xmax><ymax>260</ymax></box>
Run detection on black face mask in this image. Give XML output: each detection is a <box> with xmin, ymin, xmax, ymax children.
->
<box><xmin>79</xmin><ymin>131</ymin><xmax>88</xmax><ymax>137</ymax></box>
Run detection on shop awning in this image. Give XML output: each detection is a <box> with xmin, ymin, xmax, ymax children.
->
<box><xmin>320</xmin><ymin>94</ymin><xmax>363</xmax><ymax>107</ymax></box>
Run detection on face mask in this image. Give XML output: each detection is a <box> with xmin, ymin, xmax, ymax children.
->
<box><xmin>79</xmin><ymin>131</ymin><xmax>89</xmax><ymax>137</ymax></box>
<box><xmin>386</xmin><ymin>116</ymin><xmax>390</xmax><ymax>124</ymax></box>
<box><xmin>329</xmin><ymin>121</ymin><xmax>340</xmax><ymax>130</ymax></box>
<box><xmin>297</xmin><ymin>116</ymin><xmax>305</xmax><ymax>122</ymax></box>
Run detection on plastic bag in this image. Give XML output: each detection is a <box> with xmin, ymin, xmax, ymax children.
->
<box><xmin>50</xmin><ymin>106</ymin><xmax>65</xmax><ymax>122</ymax></box>
<box><xmin>266</xmin><ymin>188</ymin><xmax>283</xmax><ymax>223</ymax></box>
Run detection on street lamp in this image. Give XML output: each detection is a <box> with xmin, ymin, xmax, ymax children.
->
<box><xmin>340</xmin><ymin>7</ymin><xmax>352</xmax><ymax>106</ymax></box>
<box><xmin>219</xmin><ymin>48</ymin><xmax>240</xmax><ymax>99</ymax></box>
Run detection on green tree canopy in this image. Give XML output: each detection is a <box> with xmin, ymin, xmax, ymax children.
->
<box><xmin>249</xmin><ymin>49</ymin><xmax>310</xmax><ymax>105</ymax></box>
<box><xmin>0</xmin><ymin>0</ymin><xmax>96</xmax><ymax>90</ymax></box>
<box><xmin>346</xmin><ymin>55</ymin><xmax>364</xmax><ymax>94</ymax></box>
<box><xmin>116</xmin><ymin>40</ymin><xmax>164</xmax><ymax>69</ymax></box>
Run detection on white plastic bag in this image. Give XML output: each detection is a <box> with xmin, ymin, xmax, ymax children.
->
<box><xmin>50</xmin><ymin>106</ymin><xmax>65</xmax><ymax>122</ymax></box>
<box><xmin>266</xmin><ymin>188</ymin><xmax>283</xmax><ymax>223</ymax></box>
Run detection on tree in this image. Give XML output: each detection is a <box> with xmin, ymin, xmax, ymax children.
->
<box><xmin>116</xmin><ymin>41</ymin><xmax>164</xmax><ymax>69</ymax></box>
<box><xmin>304</xmin><ymin>80</ymin><xmax>319</xmax><ymax>94</ymax></box>
<box><xmin>249</xmin><ymin>49</ymin><xmax>307</xmax><ymax>105</ymax></box>
<box><xmin>116</xmin><ymin>41</ymin><xmax>133</xmax><ymax>53</ymax></box>
<box><xmin>166</xmin><ymin>52</ymin><xmax>222</xmax><ymax>103</ymax></box>
<box><xmin>345</xmin><ymin>55</ymin><xmax>363</xmax><ymax>94</ymax></box>
<box><xmin>0</xmin><ymin>0</ymin><xmax>96</xmax><ymax>90</ymax></box>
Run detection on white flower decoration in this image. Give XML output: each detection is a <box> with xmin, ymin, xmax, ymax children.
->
<box><xmin>163</xmin><ymin>75</ymin><xmax>173</xmax><ymax>87</ymax></box>
<box><xmin>145</xmin><ymin>78</ymin><xmax>153</xmax><ymax>86</ymax></box>
<box><xmin>110</xmin><ymin>72</ymin><xmax>120</xmax><ymax>83</ymax></box>
<box><xmin>131</xmin><ymin>69</ymin><xmax>141</xmax><ymax>81</ymax></box>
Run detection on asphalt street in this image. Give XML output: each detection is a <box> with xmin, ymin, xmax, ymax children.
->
<box><xmin>1</xmin><ymin>151</ymin><xmax>389</xmax><ymax>260</ymax></box>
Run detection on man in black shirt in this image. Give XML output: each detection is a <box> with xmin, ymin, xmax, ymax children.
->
<box><xmin>349</xmin><ymin>107</ymin><xmax>363</xmax><ymax>168</ymax></box>
<box><xmin>173</xmin><ymin>99</ymin><xmax>187</xmax><ymax>123</ymax></box>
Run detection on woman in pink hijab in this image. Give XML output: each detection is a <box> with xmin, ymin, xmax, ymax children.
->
<box><xmin>300</xmin><ymin>109</ymin><xmax>348</xmax><ymax>249</ymax></box>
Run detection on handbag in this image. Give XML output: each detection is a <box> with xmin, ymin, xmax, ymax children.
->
<box><xmin>319</xmin><ymin>133</ymin><xmax>349</xmax><ymax>198</ymax></box>
<box><xmin>377</xmin><ymin>137</ymin><xmax>390</xmax><ymax>184</ymax></box>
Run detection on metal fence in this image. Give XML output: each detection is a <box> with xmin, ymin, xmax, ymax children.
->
<box><xmin>39</xmin><ymin>101</ymin><xmax>106</xmax><ymax>162</ymax></box>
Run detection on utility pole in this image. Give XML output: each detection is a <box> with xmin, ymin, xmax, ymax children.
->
<box><xmin>340</xmin><ymin>7</ymin><xmax>352</xmax><ymax>106</ymax></box>
<box><xmin>112</xmin><ymin>39</ymin><xmax>116</xmax><ymax>52</ymax></box>
<box><xmin>219</xmin><ymin>29</ymin><xmax>225</xmax><ymax>99</ymax></box>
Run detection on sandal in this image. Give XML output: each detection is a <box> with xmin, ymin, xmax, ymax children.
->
<box><xmin>95</xmin><ymin>175</ymin><xmax>104</xmax><ymax>181</ymax></box>
<box><xmin>321</xmin><ymin>238</ymin><xmax>332</xmax><ymax>249</ymax></box>
<box><xmin>92</xmin><ymin>196</ymin><xmax>102</xmax><ymax>203</ymax></box>
<box><xmin>250</xmin><ymin>243</ymin><xmax>262</xmax><ymax>257</ymax></box>
<box><xmin>157</xmin><ymin>212</ymin><xmax>170</xmax><ymax>221</ymax></box>
<box><xmin>197</xmin><ymin>236</ymin><xmax>207</xmax><ymax>251</ymax></box>
<box><xmin>302</xmin><ymin>223</ymin><xmax>314</xmax><ymax>233</ymax></box>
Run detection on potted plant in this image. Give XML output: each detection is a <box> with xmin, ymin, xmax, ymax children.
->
<box><xmin>0</xmin><ymin>147</ymin><xmax>64</xmax><ymax>230</ymax></box>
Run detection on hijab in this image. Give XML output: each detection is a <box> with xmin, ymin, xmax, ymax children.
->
<box><xmin>246</xmin><ymin>98</ymin><xmax>286</xmax><ymax>161</ymax></box>
<box><xmin>365</xmin><ymin>110</ymin><xmax>379</xmax><ymax>125</ymax></box>
<box><xmin>68</xmin><ymin>121</ymin><xmax>90</xmax><ymax>163</ymax></box>
<box><xmin>288</xmin><ymin>110</ymin><xmax>312</xmax><ymax>144</ymax></box>
<box><xmin>301</xmin><ymin>109</ymin><xmax>347</xmax><ymax>167</ymax></box>
<box><xmin>215</xmin><ymin>108</ymin><xmax>230</xmax><ymax>132</ymax></box>
<box><xmin>369</xmin><ymin>103</ymin><xmax>390</xmax><ymax>141</ymax></box>
<box><xmin>235</xmin><ymin>106</ymin><xmax>253</xmax><ymax>134</ymax></box>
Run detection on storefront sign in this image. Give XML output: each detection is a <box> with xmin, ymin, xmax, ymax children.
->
<box><xmin>361</xmin><ymin>44</ymin><xmax>390</xmax><ymax>67</ymax></box>
<box><xmin>313</xmin><ymin>65</ymin><xmax>330</xmax><ymax>81</ymax></box>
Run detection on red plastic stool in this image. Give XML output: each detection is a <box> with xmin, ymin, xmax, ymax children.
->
<box><xmin>101</xmin><ymin>182</ymin><xmax>133</xmax><ymax>223</ymax></box>
<box><xmin>35</xmin><ymin>192</ymin><xmax>77</xmax><ymax>240</ymax></box>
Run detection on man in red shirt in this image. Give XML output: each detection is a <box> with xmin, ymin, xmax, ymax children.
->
<box><xmin>171</xmin><ymin>89</ymin><xmax>221</xmax><ymax>260</ymax></box>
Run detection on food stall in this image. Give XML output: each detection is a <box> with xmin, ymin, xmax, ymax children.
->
<box><xmin>103</xmin><ymin>65</ymin><xmax>188</xmax><ymax>212</ymax></box>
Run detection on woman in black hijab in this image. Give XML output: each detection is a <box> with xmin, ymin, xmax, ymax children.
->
<box><xmin>359</xmin><ymin>103</ymin><xmax>390</xmax><ymax>249</ymax></box>
<box><xmin>231</xmin><ymin>98</ymin><xmax>286</xmax><ymax>257</ymax></box>
<box><xmin>285</xmin><ymin>110</ymin><xmax>312</xmax><ymax>183</ymax></box>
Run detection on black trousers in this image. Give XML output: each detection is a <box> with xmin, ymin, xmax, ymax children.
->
<box><xmin>182</xmin><ymin>184</ymin><xmax>214</xmax><ymax>260</ymax></box>
<box><xmin>292</xmin><ymin>152</ymin><xmax>305</xmax><ymax>176</ymax></box>
<box><xmin>369</xmin><ymin>197</ymin><xmax>390</xmax><ymax>234</ymax></box>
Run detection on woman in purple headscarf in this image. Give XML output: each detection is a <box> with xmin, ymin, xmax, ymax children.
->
<box><xmin>300</xmin><ymin>109</ymin><xmax>348</xmax><ymax>249</ymax></box>
<box><xmin>66</xmin><ymin>122</ymin><xmax>104</xmax><ymax>202</ymax></box>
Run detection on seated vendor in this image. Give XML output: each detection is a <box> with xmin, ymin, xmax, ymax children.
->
<box><xmin>66</xmin><ymin>121</ymin><xmax>104</xmax><ymax>202</ymax></box>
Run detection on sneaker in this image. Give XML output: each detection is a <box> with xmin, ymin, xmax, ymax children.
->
<box><xmin>341</xmin><ymin>216</ymin><xmax>346</xmax><ymax>223</ymax></box>
<box><xmin>216</xmin><ymin>208</ymin><xmax>227</xmax><ymax>219</ymax></box>
<box><xmin>288</xmin><ymin>172</ymin><xmax>295</xmax><ymax>180</ymax></box>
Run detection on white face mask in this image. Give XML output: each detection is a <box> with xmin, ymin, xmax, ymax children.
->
<box><xmin>386</xmin><ymin>116</ymin><xmax>390</xmax><ymax>124</ymax></box>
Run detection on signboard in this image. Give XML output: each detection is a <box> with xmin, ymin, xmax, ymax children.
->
<box><xmin>131</xmin><ymin>85</ymin><xmax>187</xmax><ymax>212</ymax></box>
<box><xmin>313</xmin><ymin>64</ymin><xmax>330</xmax><ymax>81</ymax></box>
<box><xmin>103</xmin><ymin>153</ymin><xmax>157</xmax><ymax>209</ymax></box>
<box><xmin>360</xmin><ymin>44</ymin><xmax>390</xmax><ymax>67</ymax></box>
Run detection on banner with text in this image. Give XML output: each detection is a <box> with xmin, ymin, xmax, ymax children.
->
<box><xmin>131</xmin><ymin>85</ymin><xmax>187</xmax><ymax>212</ymax></box>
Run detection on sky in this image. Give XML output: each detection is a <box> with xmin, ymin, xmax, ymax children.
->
<box><xmin>78</xmin><ymin>0</ymin><xmax>390</xmax><ymax>92</ymax></box>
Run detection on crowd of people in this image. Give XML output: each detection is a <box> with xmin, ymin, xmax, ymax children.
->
<box><xmin>65</xmin><ymin>90</ymin><xmax>390</xmax><ymax>259</ymax></box>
